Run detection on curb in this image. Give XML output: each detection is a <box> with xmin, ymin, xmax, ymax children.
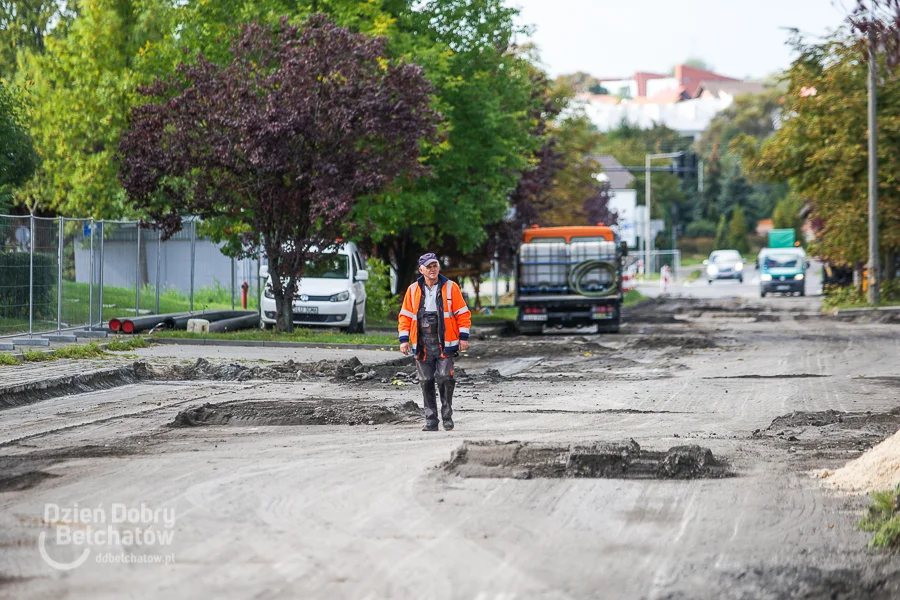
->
<box><xmin>148</xmin><ymin>338</ymin><xmax>397</xmax><ymax>350</ymax></box>
<box><xmin>833</xmin><ymin>305</ymin><xmax>900</xmax><ymax>316</ymax></box>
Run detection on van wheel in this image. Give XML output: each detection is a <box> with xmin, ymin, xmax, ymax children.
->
<box><xmin>344</xmin><ymin>307</ymin><xmax>359</xmax><ymax>334</ymax></box>
<box><xmin>760</xmin><ymin>290</ymin><xmax>767</xmax><ymax>298</ymax></box>
<box><xmin>799</xmin><ymin>288</ymin><xmax>806</xmax><ymax>297</ymax></box>
<box><xmin>358</xmin><ymin>305</ymin><xmax>367</xmax><ymax>334</ymax></box>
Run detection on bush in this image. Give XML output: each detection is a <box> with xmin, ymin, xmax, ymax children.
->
<box><xmin>364</xmin><ymin>257</ymin><xmax>398</xmax><ymax>322</ymax></box>
<box><xmin>822</xmin><ymin>278</ymin><xmax>900</xmax><ymax>311</ymax></box>
<box><xmin>678</xmin><ymin>237</ymin><xmax>715</xmax><ymax>258</ymax></box>
<box><xmin>821</xmin><ymin>284</ymin><xmax>863</xmax><ymax>311</ymax></box>
<box><xmin>859</xmin><ymin>486</ymin><xmax>900</xmax><ymax>549</ymax></box>
<box><xmin>0</xmin><ymin>251</ymin><xmax>57</xmax><ymax>319</ymax></box>
<box><xmin>685</xmin><ymin>220</ymin><xmax>718</xmax><ymax>238</ymax></box>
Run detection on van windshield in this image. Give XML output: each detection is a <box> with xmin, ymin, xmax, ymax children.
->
<box><xmin>305</xmin><ymin>254</ymin><xmax>349</xmax><ymax>279</ymax></box>
<box><xmin>763</xmin><ymin>254</ymin><xmax>802</xmax><ymax>269</ymax></box>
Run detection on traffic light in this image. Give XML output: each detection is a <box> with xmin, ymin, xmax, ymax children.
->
<box><xmin>675</xmin><ymin>153</ymin><xmax>686</xmax><ymax>179</ymax></box>
<box><xmin>674</xmin><ymin>153</ymin><xmax>697</xmax><ymax>181</ymax></box>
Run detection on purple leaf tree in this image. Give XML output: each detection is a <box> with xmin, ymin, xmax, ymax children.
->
<box><xmin>119</xmin><ymin>15</ymin><xmax>439</xmax><ymax>331</ymax></box>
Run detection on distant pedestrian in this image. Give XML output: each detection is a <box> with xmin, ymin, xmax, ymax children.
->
<box><xmin>398</xmin><ymin>253</ymin><xmax>471</xmax><ymax>431</ymax></box>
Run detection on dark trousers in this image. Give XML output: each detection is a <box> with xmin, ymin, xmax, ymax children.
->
<box><xmin>417</xmin><ymin>312</ymin><xmax>455</xmax><ymax>426</ymax></box>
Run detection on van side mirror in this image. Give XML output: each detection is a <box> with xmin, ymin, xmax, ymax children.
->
<box><xmin>620</xmin><ymin>241</ymin><xmax>628</xmax><ymax>257</ymax></box>
<box><xmin>805</xmin><ymin>261</ymin><xmax>810</xmax><ymax>269</ymax></box>
<box><xmin>259</xmin><ymin>265</ymin><xmax>269</xmax><ymax>279</ymax></box>
<box><xmin>356</xmin><ymin>270</ymin><xmax>369</xmax><ymax>282</ymax></box>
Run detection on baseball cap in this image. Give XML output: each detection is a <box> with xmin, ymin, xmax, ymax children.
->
<box><xmin>418</xmin><ymin>252</ymin><xmax>439</xmax><ymax>268</ymax></box>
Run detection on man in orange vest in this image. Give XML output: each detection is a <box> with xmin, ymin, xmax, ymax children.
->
<box><xmin>399</xmin><ymin>253</ymin><xmax>471</xmax><ymax>431</ymax></box>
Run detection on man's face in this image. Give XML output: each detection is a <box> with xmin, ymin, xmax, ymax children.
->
<box><xmin>419</xmin><ymin>261</ymin><xmax>440</xmax><ymax>281</ymax></box>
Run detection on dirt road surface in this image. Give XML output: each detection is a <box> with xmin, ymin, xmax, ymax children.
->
<box><xmin>2</xmin><ymin>296</ymin><xmax>900</xmax><ymax>599</ymax></box>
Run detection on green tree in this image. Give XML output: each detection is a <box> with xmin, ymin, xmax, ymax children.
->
<box><xmin>717</xmin><ymin>157</ymin><xmax>752</xmax><ymax>220</ymax></box>
<box><xmin>740</xmin><ymin>35</ymin><xmax>900</xmax><ymax>269</ymax></box>
<box><xmin>349</xmin><ymin>0</ymin><xmax>544</xmax><ymax>287</ymax></box>
<box><xmin>15</xmin><ymin>0</ymin><xmax>172</xmax><ymax>216</ymax></box>
<box><xmin>773</xmin><ymin>193</ymin><xmax>805</xmax><ymax>245</ymax></box>
<box><xmin>0</xmin><ymin>80</ymin><xmax>38</xmax><ymax>212</ymax></box>
<box><xmin>713</xmin><ymin>214</ymin><xmax>728</xmax><ymax>250</ymax></box>
<box><xmin>595</xmin><ymin>122</ymin><xmax>690</xmax><ymax>229</ymax></box>
<box><xmin>694</xmin><ymin>89</ymin><xmax>786</xmax><ymax>234</ymax></box>
<box><xmin>0</xmin><ymin>0</ymin><xmax>74</xmax><ymax>78</ymax></box>
<box><xmin>726</xmin><ymin>204</ymin><xmax>750</xmax><ymax>253</ymax></box>
<box><xmin>14</xmin><ymin>0</ymin><xmax>404</xmax><ymax>216</ymax></box>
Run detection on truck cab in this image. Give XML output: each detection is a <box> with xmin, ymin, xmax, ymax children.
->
<box><xmin>515</xmin><ymin>225</ymin><xmax>627</xmax><ymax>335</ymax></box>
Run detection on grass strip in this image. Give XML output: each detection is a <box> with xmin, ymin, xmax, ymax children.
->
<box><xmin>21</xmin><ymin>342</ymin><xmax>108</xmax><ymax>363</ymax></box>
<box><xmin>106</xmin><ymin>336</ymin><xmax>150</xmax><ymax>352</ymax></box>
<box><xmin>0</xmin><ymin>353</ymin><xmax>20</xmax><ymax>365</ymax></box>
<box><xmin>151</xmin><ymin>329</ymin><xmax>397</xmax><ymax>346</ymax></box>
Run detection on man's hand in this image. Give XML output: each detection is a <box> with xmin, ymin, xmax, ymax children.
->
<box><xmin>400</xmin><ymin>342</ymin><xmax>411</xmax><ymax>355</ymax></box>
<box><xmin>460</xmin><ymin>340</ymin><xmax>469</xmax><ymax>352</ymax></box>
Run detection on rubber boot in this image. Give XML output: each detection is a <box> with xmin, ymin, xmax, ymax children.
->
<box><xmin>421</xmin><ymin>379</ymin><xmax>439</xmax><ymax>430</ymax></box>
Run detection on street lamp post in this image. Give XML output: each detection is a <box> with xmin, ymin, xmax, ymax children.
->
<box><xmin>867</xmin><ymin>3</ymin><xmax>880</xmax><ymax>304</ymax></box>
<box><xmin>644</xmin><ymin>152</ymin><xmax>683</xmax><ymax>276</ymax></box>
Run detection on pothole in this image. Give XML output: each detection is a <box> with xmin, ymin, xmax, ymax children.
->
<box><xmin>442</xmin><ymin>439</ymin><xmax>731</xmax><ymax>480</ymax></box>
<box><xmin>629</xmin><ymin>335</ymin><xmax>719</xmax><ymax>351</ymax></box>
<box><xmin>0</xmin><ymin>471</ymin><xmax>61</xmax><ymax>493</ymax></box>
<box><xmin>169</xmin><ymin>399</ymin><xmax>422</xmax><ymax>428</ymax></box>
<box><xmin>752</xmin><ymin>408</ymin><xmax>900</xmax><ymax>464</ymax></box>
<box><xmin>665</xmin><ymin>565</ymin><xmax>900</xmax><ymax>600</ymax></box>
<box><xmin>704</xmin><ymin>374</ymin><xmax>829</xmax><ymax>380</ymax></box>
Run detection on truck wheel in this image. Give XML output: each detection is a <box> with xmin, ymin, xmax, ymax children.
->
<box><xmin>517</xmin><ymin>323</ymin><xmax>543</xmax><ymax>336</ymax></box>
<box><xmin>597</xmin><ymin>315</ymin><xmax>621</xmax><ymax>334</ymax></box>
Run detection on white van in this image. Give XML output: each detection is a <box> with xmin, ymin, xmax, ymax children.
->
<box><xmin>259</xmin><ymin>242</ymin><xmax>368</xmax><ymax>333</ymax></box>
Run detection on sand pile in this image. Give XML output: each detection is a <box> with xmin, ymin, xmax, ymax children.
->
<box><xmin>825</xmin><ymin>428</ymin><xmax>900</xmax><ymax>492</ymax></box>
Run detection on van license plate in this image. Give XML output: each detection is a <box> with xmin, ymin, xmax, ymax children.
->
<box><xmin>592</xmin><ymin>313</ymin><xmax>613</xmax><ymax>320</ymax></box>
<box><xmin>295</xmin><ymin>307</ymin><xmax>318</xmax><ymax>314</ymax></box>
<box><xmin>776</xmin><ymin>285</ymin><xmax>790</xmax><ymax>291</ymax></box>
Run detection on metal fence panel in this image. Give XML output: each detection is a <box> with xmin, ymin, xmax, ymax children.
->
<box><xmin>32</xmin><ymin>217</ymin><xmax>62</xmax><ymax>335</ymax></box>
<box><xmin>2</xmin><ymin>214</ymin><xmax>265</xmax><ymax>338</ymax></box>
<box><xmin>0</xmin><ymin>215</ymin><xmax>40</xmax><ymax>336</ymax></box>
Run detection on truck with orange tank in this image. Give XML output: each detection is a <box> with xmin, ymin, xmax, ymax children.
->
<box><xmin>515</xmin><ymin>225</ymin><xmax>628</xmax><ymax>334</ymax></box>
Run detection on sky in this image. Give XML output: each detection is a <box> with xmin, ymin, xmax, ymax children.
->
<box><xmin>509</xmin><ymin>0</ymin><xmax>852</xmax><ymax>80</ymax></box>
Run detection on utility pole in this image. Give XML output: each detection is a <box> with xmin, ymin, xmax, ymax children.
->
<box><xmin>867</xmin><ymin>2</ymin><xmax>880</xmax><ymax>304</ymax></box>
<box><xmin>644</xmin><ymin>151</ymin><xmax>683</xmax><ymax>276</ymax></box>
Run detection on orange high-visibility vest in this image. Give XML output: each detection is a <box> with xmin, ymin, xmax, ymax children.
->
<box><xmin>398</xmin><ymin>275</ymin><xmax>471</xmax><ymax>358</ymax></box>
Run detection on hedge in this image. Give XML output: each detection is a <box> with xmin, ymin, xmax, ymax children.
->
<box><xmin>0</xmin><ymin>252</ymin><xmax>57</xmax><ymax>319</ymax></box>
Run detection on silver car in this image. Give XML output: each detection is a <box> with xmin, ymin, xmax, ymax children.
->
<box><xmin>704</xmin><ymin>250</ymin><xmax>745</xmax><ymax>284</ymax></box>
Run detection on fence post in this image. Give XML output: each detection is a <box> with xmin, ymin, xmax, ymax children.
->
<box><xmin>675</xmin><ymin>250</ymin><xmax>681</xmax><ymax>283</ymax></box>
<box><xmin>189</xmin><ymin>218</ymin><xmax>196</xmax><ymax>313</ymax></box>
<box><xmin>98</xmin><ymin>221</ymin><xmax>105</xmax><ymax>327</ymax></box>
<box><xmin>155</xmin><ymin>228</ymin><xmax>161</xmax><ymax>315</ymax></box>
<box><xmin>57</xmin><ymin>217</ymin><xmax>63</xmax><ymax>335</ymax></box>
<box><xmin>89</xmin><ymin>218</ymin><xmax>95</xmax><ymax>328</ymax></box>
<box><xmin>257</xmin><ymin>250</ymin><xmax>262</xmax><ymax>322</ymax></box>
<box><xmin>135</xmin><ymin>223</ymin><xmax>141</xmax><ymax>317</ymax></box>
<box><xmin>28</xmin><ymin>213</ymin><xmax>34</xmax><ymax>337</ymax></box>
<box><xmin>231</xmin><ymin>256</ymin><xmax>236</xmax><ymax>310</ymax></box>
